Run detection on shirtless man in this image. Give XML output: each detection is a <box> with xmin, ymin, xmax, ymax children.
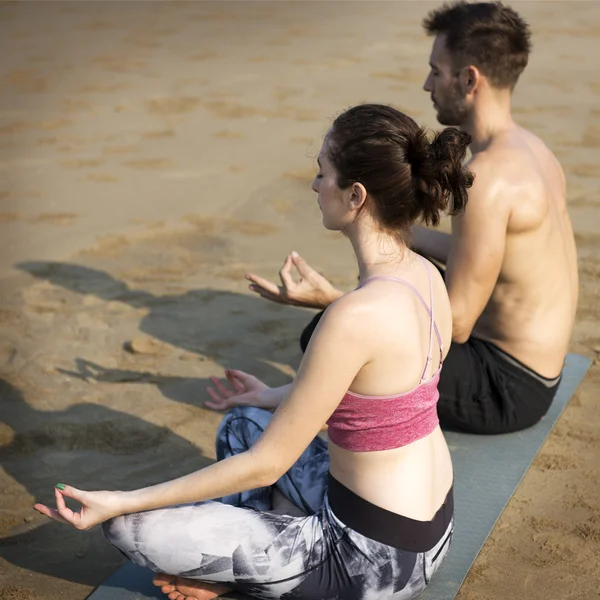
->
<box><xmin>237</xmin><ymin>2</ymin><xmax>578</xmax><ymax>435</ymax></box>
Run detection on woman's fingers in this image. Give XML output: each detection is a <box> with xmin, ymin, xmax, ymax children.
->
<box><xmin>290</xmin><ymin>252</ymin><xmax>316</xmax><ymax>278</ymax></box>
<box><xmin>55</xmin><ymin>487</ymin><xmax>78</xmax><ymax>525</ymax></box>
<box><xmin>226</xmin><ymin>369</ymin><xmax>250</xmax><ymax>392</ymax></box>
<box><xmin>56</xmin><ymin>483</ymin><xmax>86</xmax><ymax>504</ymax></box>
<box><xmin>249</xmin><ymin>285</ymin><xmax>284</xmax><ymax>304</ymax></box>
<box><xmin>209</xmin><ymin>376</ymin><xmax>233</xmax><ymax>398</ymax></box>
<box><xmin>33</xmin><ymin>487</ymin><xmax>84</xmax><ymax>528</ymax></box>
<box><xmin>33</xmin><ymin>502</ymin><xmax>71</xmax><ymax>526</ymax></box>
<box><xmin>206</xmin><ymin>388</ymin><xmax>229</xmax><ymax>407</ymax></box>
<box><xmin>204</xmin><ymin>400</ymin><xmax>228</xmax><ymax>411</ymax></box>
<box><xmin>245</xmin><ymin>273</ymin><xmax>280</xmax><ymax>296</ymax></box>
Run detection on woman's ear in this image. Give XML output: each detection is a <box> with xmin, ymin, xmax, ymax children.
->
<box><xmin>348</xmin><ymin>182</ymin><xmax>368</xmax><ymax>212</ymax></box>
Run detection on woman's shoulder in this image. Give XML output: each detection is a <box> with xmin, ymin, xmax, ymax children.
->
<box><xmin>324</xmin><ymin>283</ymin><xmax>419</xmax><ymax>331</ymax></box>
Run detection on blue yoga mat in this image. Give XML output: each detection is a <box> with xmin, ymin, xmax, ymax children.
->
<box><xmin>87</xmin><ymin>353</ymin><xmax>591</xmax><ymax>600</ymax></box>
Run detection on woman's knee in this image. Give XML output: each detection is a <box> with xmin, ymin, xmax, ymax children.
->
<box><xmin>216</xmin><ymin>406</ymin><xmax>272</xmax><ymax>460</ymax></box>
<box><xmin>102</xmin><ymin>515</ymin><xmax>135</xmax><ymax>554</ymax></box>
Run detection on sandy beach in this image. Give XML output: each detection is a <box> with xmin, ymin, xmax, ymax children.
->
<box><xmin>1</xmin><ymin>2</ymin><xmax>599</xmax><ymax>599</ymax></box>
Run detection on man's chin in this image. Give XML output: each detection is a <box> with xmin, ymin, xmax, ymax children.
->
<box><xmin>436</xmin><ymin>112</ymin><xmax>455</xmax><ymax>126</ymax></box>
<box><xmin>434</xmin><ymin>108</ymin><xmax>465</xmax><ymax>127</ymax></box>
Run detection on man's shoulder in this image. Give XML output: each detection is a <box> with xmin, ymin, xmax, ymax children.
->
<box><xmin>467</xmin><ymin>130</ymin><xmax>555</xmax><ymax>204</ymax></box>
<box><xmin>462</xmin><ymin>150</ymin><xmax>510</xmax><ymax>211</ymax></box>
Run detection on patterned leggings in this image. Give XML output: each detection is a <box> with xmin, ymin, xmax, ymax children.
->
<box><xmin>102</xmin><ymin>407</ymin><xmax>453</xmax><ymax>599</ymax></box>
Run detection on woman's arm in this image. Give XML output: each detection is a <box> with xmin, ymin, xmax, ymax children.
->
<box><xmin>35</xmin><ymin>294</ymin><xmax>369</xmax><ymax>529</ymax></box>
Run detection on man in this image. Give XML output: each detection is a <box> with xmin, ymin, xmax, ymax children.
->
<box><xmin>244</xmin><ymin>1</ymin><xmax>578</xmax><ymax>435</ymax></box>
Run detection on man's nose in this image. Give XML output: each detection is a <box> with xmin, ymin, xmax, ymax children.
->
<box><xmin>423</xmin><ymin>72</ymin><xmax>432</xmax><ymax>92</ymax></box>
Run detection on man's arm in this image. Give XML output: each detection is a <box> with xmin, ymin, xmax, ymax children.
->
<box><xmin>445</xmin><ymin>164</ymin><xmax>510</xmax><ymax>343</ymax></box>
<box><xmin>411</xmin><ymin>226</ymin><xmax>452</xmax><ymax>264</ymax></box>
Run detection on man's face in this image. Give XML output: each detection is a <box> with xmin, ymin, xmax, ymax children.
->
<box><xmin>423</xmin><ymin>34</ymin><xmax>469</xmax><ymax>126</ymax></box>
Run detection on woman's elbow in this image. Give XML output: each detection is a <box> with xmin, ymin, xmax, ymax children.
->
<box><xmin>247</xmin><ymin>450</ymin><xmax>288</xmax><ymax>487</ymax></box>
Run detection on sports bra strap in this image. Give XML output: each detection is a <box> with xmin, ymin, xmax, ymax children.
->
<box><xmin>359</xmin><ymin>258</ymin><xmax>443</xmax><ymax>381</ymax></box>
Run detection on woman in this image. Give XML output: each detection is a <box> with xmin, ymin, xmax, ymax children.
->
<box><xmin>34</xmin><ymin>104</ymin><xmax>473</xmax><ymax>600</ymax></box>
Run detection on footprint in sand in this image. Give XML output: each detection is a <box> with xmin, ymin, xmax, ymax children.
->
<box><xmin>86</xmin><ymin>173</ymin><xmax>119</xmax><ymax>183</ymax></box>
<box><xmin>5</xmin><ymin>68</ymin><xmax>48</xmax><ymax>93</ymax></box>
<box><xmin>29</xmin><ymin>213</ymin><xmax>78</xmax><ymax>226</ymax></box>
<box><xmin>61</xmin><ymin>159</ymin><xmax>103</xmax><ymax>169</ymax></box>
<box><xmin>145</xmin><ymin>97</ymin><xmax>201</xmax><ymax>115</ymax></box>
<box><xmin>0</xmin><ymin>119</ymin><xmax>73</xmax><ymax>135</ymax></box>
<box><xmin>250</xmin><ymin>319</ymin><xmax>284</xmax><ymax>335</ymax></box>
<box><xmin>0</xmin><ymin>213</ymin><xmax>78</xmax><ymax>226</ymax></box>
<box><xmin>72</xmin><ymin>83</ymin><xmax>129</xmax><ymax>94</ymax></box>
<box><xmin>62</xmin><ymin>98</ymin><xmax>96</xmax><ymax>114</ymax></box>
<box><xmin>371</xmin><ymin>68</ymin><xmax>424</xmax><ymax>83</ymax></box>
<box><xmin>533</xmin><ymin>452</ymin><xmax>580</xmax><ymax>471</ymax></box>
<box><xmin>186</xmin><ymin>51</ymin><xmax>220</xmax><ymax>61</ymax></box>
<box><xmin>80</xmin><ymin>20</ymin><xmax>116</xmax><ymax>31</ymax></box>
<box><xmin>6</xmin><ymin>420</ymin><xmax>170</xmax><ymax>456</ymax></box>
<box><xmin>214</xmin><ymin>130</ymin><xmax>244</xmax><ymax>139</ymax></box>
<box><xmin>123</xmin><ymin>158</ymin><xmax>175</xmax><ymax>170</ymax></box>
<box><xmin>182</xmin><ymin>215</ymin><xmax>278</xmax><ymax>236</ymax></box>
<box><xmin>102</xmin><ymin>145</ymin><xmax>137</xmax><ymax>155</ymax></box>
<box><xmin>140</xmin><ymin>129</ymin><xmax>175</xmax><ymax>139</ymax></box>
<box><xmin>567</xmin><ymin>164</ymin><xmax>597</xmax><ymax>178</ymax></box>
<box><xmin>283</xmin><ymin>168</ymin><xmax>317</xmax><ymax>184</ymax></box>
<box><xmin>92</xmin><ymin>55</ymin><xmax>147</xmax><ymax>74</ymax></box>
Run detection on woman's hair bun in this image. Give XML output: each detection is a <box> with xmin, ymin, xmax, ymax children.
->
<box><xmin>409</xmin><ymin>127</ymin><xmax>473</xmax><ymax>227</ymax></box>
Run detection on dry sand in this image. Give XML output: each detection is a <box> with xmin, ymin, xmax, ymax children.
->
<box><xmin>0</xmin><ymin>2</ymin><xmax>599</xmax><ymax>599</ymax></box>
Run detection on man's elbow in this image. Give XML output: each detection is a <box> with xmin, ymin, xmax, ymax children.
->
<box><xmin>451</xmin><ymin>316</ymin><xmax>474</xmax><ymax>344</ymax></box>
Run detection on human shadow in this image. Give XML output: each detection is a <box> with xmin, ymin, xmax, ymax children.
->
<box><xmin>56</xmin><ymin>357</ymin><xmax>218</xmax><ymax>407</ymax></box>
<box><xmin>3</xmin><ymin>263</ymin><xmax>313</xmax><ymax>588</ymax></box>
<box><xmin>0</xmin><ymin>378</ymin><xmax>213</xmax><ymax>588</ymax></box>
<box><xmin>15</xmin><ymin>261</ymin><xmax>314</xmax><ymax>405</ymax></box>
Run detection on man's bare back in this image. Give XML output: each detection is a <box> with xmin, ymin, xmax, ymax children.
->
<box><xmin>465</xmin><ymin>126</ymin><xmax>578</xmax><ymax>378</ymax></box>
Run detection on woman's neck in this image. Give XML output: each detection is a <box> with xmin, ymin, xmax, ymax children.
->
<box><xmin>347</xmin><ymin>220</ymin><xmax>410</xmax><ymax>283</ymax></box>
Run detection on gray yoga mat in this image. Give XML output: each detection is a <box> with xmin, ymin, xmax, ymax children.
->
<box><xmin>87</xmin><ymin>352</ymin><xmax>591</xmax><ymax>600</ymax></box>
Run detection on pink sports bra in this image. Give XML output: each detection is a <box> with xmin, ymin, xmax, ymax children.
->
<box><xmin>327</xmin><ymin>257</ymin><xmax>444</xmax><ymax>452</ymax></box>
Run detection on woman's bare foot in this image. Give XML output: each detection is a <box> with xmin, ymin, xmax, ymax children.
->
<box><xmin>153</xmin><ymin>573</ymin><xmax>233</xmax><ymax>600</ymax></box>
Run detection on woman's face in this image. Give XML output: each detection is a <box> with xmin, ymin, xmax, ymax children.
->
<box><xmin>311</xmin><ymin>137</ymin><xmax>353</xmax><ymax>231</ymax></box>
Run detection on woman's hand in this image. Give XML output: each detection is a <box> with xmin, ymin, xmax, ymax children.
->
<box><xmin>33</xmin><ymin>485</ymin><xmax>124</xmax><ymax>530</ymax></box>
<box><xmin>246</xmin><ymin>252</ymin><xmax>343</xmax><ymax>310</ymax></box>
<box><xmin>206</xmin><ymin>369</ymin><xmax>286</xmax><ymax>411</ymax></box>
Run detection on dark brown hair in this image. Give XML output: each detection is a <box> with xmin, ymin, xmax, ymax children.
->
<box><xmin>327</xmin><ymin>104</ymin><xmax>473</xmax><ymax>236</ymax></box>
<box><xmin>423</xmin><ymin>1</ymin><xmax>531</xmax><ymax>90</ymax></box>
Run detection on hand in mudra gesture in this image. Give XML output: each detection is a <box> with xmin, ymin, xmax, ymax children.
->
<box><xmin>246</xmin><ymin>251</ymin><xmax>342</xmax><ymax>310</ymax></box>
<box><xmin>205</xmin><ymin>369</ymin><xmax>275</xmax><ymax>411</ymax></box>
<box><xmin>33</xmin><ymin>485</ymin><xmax>124</xmax><ymax>530</ymax></box>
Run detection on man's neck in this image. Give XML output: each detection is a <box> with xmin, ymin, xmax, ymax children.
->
<box><xmin>462</xmin><ymin>89</ymin><xmax>516</xmax><ymax>155</ymax></box>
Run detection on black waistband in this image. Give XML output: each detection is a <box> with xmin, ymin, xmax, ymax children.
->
<box><xmin>485</xmin><ymin>342</ymin><xmax>562</xmax><ymax>389</ymax></box>
<box><xmin>327</xmin><ymin>473</ymin><xmax>453</xmax><ymax>553</ymax></box>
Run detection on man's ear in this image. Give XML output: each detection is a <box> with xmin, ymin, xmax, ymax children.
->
<box><xmin>348</xmin><ymin>182</ymin><xmax>368</xmax><ymax>211</ymax></box>
<box><xmin>459</xmin><ymin>65</ymin><xmax>480</xmax><ymax>95</ymax></box>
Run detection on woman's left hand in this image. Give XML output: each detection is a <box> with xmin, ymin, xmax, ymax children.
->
<box><xmin>33</xmin><ymin>484</ymin><xmax>125</xmax><ymax>530</ymax></box>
